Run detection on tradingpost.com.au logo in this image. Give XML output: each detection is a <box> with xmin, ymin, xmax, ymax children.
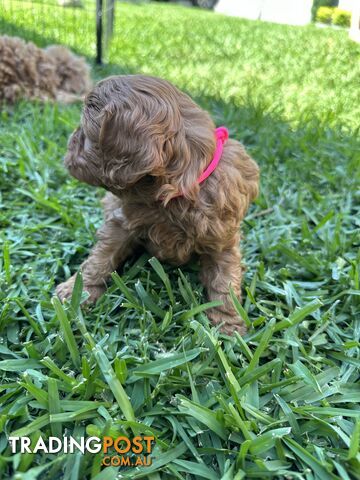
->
<box><xmin>9</xmin><ymin>435</ymin><xmax>155</xmax><ymax>467</ymax></box>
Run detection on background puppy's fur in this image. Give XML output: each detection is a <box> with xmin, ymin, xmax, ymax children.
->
<box><xmin>0</xmin><ymin>36</ymin><xmax>91</xmax><ymax>104</ymax></box>
<box><xmin>56</xmin><ymin>75</ymin><xmax>259</xmax><ymax>334</ymax></box>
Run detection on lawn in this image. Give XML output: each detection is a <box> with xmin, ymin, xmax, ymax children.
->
<box><xmin>0</xmin><ymin>2</ymin><xmax>360</xmax><ymax>479</ymax></box>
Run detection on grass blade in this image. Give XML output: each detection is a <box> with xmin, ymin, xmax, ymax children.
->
<box><xmin>92</xmin><ymin>344</ymin><xmax>135</xmax><ymax>424</ymax></box>
<box><xmin>52</xmin><ymin>296</ymin><xmax>80</xmax><ymax>368</ymax></box>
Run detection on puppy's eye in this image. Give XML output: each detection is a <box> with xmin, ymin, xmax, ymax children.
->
<box><xmin>143</xmin><ymin>175</ymin><xmax>157</xmax><ymax>186</ymax></box>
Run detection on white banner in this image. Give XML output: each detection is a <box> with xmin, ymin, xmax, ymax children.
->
<box><xmin>216</xmin><ymin>0</ymin><xmax>313</xmax><ymax>26</ymax></box>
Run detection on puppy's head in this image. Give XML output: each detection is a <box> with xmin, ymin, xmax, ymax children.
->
<box><xmin>64</xmin><ymin>75</ymin><xmax>216</xmax><ymax>203</ymax></box>
<box><xmin>46</xmin><ymin>45</ymin><xmax>92</xmax><ymax>95</ymax></box>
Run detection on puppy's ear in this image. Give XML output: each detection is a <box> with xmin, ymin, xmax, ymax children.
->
<box><xmin>98</xmin><ymin>101</ymin><xmax>166</xmax><ymax>187</ymax></box>
<box><xmin>156</xmin><ymin>131</ymin><xmax>199</xmax><ymax>205</ymax></box>
<box><xmin>157</xmin><ymin>125</ymin><xmax>216</xmax><ymax>205</ymax></box>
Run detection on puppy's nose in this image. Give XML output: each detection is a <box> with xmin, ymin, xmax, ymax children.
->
<box><xmin>63</xmin><ymin>151</ymin><xmax>75</xmax><ymax>169</ymax></box>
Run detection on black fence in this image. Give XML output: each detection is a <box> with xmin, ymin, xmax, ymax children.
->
<box><xmin>0</xmin><ymin>0</ymin><xmax>115</xmax><ymax>63</ymax></box>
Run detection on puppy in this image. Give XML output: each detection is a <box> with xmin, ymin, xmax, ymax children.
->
<box><xmin>56</xmin><ymin>75</ymin><xmax>259</xmax><ymax>334</ymax></box>
<box><xmin>0</xmin><ymin>36</ymin><xmax>91</xmax><ymax>104</ymax></box>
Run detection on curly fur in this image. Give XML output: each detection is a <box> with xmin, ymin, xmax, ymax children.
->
<box><xmin>0</xmin><ymin>36</ymin><xmax>91</xmax><ymax>104</ymax></box>
<box><xmin>56</xmin><ymin>75</ymin><xmax>260</xmax><ymax>334</ymax></box>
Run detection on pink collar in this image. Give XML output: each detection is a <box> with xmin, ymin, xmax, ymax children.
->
<box><xmin>197</xmin><ymin>126</ymin><xmax>229</xmax><ymax>184</ymax></box>
<box><xmin>170</xmin><ymin>126</ymin><xmax>229</xmax><ymax>200</ymax></box>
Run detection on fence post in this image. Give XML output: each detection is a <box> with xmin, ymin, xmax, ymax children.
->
<box><xmin>96</xmin><ymin>0</ymin><xmax>103</xmax><ymax>64</ymax></box>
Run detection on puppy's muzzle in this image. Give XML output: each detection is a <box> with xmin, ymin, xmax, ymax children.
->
<box><xmin>64</xmin><ymin>127</ymin><xmax>102</xmax><ymax>186</ymax></box>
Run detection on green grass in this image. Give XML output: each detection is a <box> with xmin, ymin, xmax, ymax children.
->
<box><xmin>0</xmin><ymin>2</ymin><xmax>360</xmax><ymax>479</ymax></box>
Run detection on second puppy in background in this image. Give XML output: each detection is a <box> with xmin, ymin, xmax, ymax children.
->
<box><xmin>0</xmin><ymin>35</ymin><xmax>91</xmax><ymax>104</ymax></box>
<box><xmin>56</xmin><ymin>75</ymin><xmax>259</xmax><ymax>334</ymax></box>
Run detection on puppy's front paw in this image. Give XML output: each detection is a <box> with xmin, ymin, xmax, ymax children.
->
<box><xmin>207</xmin><ymin>310</ymin><xmax>247</xmax><ymax>336</ymax></box>
<box><xmin>56</xmin><ymin>275</ymin><xmax>77</xmax><ymax>302</ymax></box>
<box><xmin>56</xmin><ymin>275</ymin><xmax>106</xmax><ymax>304</ymax></box>
<box><xmin>82</xmin><ymin>284</ymin><xmax>106</xmax><ymax>304</ymax></box>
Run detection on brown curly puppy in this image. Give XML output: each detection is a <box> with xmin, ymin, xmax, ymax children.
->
<box><xmin>0</xmin><ymin>36</ymin><xmax>91</xmax><ymax>104</ymax></box>
<box><xmin>56</xmin><ymin>75</ymin><xmax>259</xmax><ymax>334</ymax></box>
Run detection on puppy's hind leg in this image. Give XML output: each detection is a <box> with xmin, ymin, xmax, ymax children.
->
<box><xmin>56</xmin><ymin>218</ymin><xmax>136</xmax><ymax>304</ymax></box>
<box><xmin>199</xmin><ymin>237</ymin><xmax>247</xmax><ymax>335</ymax></box>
